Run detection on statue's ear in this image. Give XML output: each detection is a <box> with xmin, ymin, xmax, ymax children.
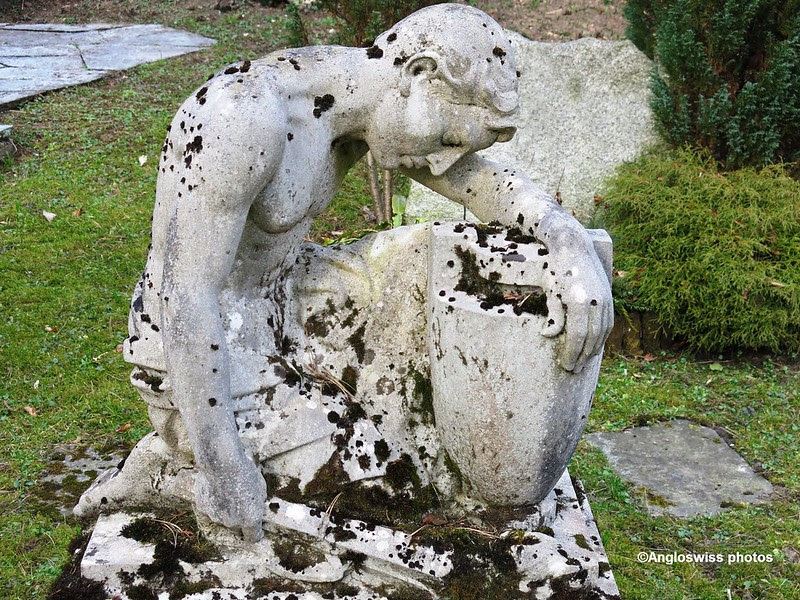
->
<box><xmin>399</xmin><ymin>52</ymin><xmax>442</xmax><ymax>97</ymax></box>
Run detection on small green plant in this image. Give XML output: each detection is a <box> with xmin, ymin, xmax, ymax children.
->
<box><xmin>624</xmin><ymin>0</ymin><xmax>800</xmax><ymax>169</ymax></box>
<box><xmin>600</xmin><ymin>147</ymin><xmax>800</xmax><ymax>353</ymax></box>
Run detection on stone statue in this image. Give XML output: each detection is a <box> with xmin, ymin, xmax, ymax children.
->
<box><xmin>77</xmin><ymin>2</ymin><xmax>612</xmax><ymax>558</ymax></box>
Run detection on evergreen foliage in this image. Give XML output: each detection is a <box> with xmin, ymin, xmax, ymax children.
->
<box><xmin>314</xmin><ymin>0</ymin><xmax>443</xmax><ymax>47</ymax></box>
<box><xmin>624</xmin><ymin>0</ymin><xmax>800</xmax><ymax>168</ymax></box>
<box><xmin>601</xmin><ymin>148</ymin><xmax>800</xmax><ymax>353</ymax></box>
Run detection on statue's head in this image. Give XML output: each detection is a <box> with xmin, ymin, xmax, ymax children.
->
<box><xmin>365</xmin><ymin>4</ymin><xmax>520</xmax><ymax>175</ymax></box>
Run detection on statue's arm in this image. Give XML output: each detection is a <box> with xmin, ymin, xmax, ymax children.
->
<box><xmin>402</xmin><ymin>153</ymin><xmax>613</xmax><ymax>372</ymax></box>
<box><xmin>159</xmin><ymin>103</ymin><xmax>285</xmax><ymax>541</ymax></box>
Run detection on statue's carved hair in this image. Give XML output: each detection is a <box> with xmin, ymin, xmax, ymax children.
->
<box><xmin>374</xmin><ymin>4</ymin><xmax>519</xmax><ymax>115</ymax></box>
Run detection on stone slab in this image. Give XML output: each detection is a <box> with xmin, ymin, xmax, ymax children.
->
<box><xmin>585</xmin><ymin>420</ymin><xmax>773</xmax><ymax>517</ymax></box>
<box><xmin>0</xmin><ymin>23</ymin><xmax>215</xmax><ymax>107</ymax></box>
<box><xmin>407</xmin><ymin>34</ymin><xmax>658</xmax><ymax>225</ymax></box>
<box><xmin>81</xmin><ymin>470</ymin><xmax>620</xmax><ymax>599</ymax></box>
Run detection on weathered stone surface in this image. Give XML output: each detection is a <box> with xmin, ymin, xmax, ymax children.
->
<box><xmin>0</xmin><ymin>23</ymin><xmax>215</xmax><ymax>106</ymax></box>
<box><xmin>82</xmin><ymin>470</ymin><xmax>619</xmax><ymax>599</ymax></box>
<box><xmin>586</xmin><ymin>419</ymin><xmax>773</xmax><ymax>517</ymax></box>
<box><xmin>428</xmin><ymin>223</ymin><xmax>610</xmax><ymax>505</ymax></box>
<box><xmin>408</xmin><ymin>35</ymin><xmax>658</xmax><ymax>224</ymax></box>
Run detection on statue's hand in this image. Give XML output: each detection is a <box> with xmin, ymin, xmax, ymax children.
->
<box><xmin>540</xmin><ymin>241</ymin><xmax>613</xmax><ymax>373</ymax></box>
<box><xmin>194</xmin><ymin>454</ymin><xmax>266</xmax><ymax>542</ymax></box>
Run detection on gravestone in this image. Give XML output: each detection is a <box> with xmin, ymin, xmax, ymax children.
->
<box><xmin>0</xmin><ymin>24</ymin><xmax>215</xmax><ymax>107</ymax></box>
<box><xmin>74</xmin><ymin>4</ymin><xmax>618</xmax><ymax>598</ymax></box>
<box><xmin>586</xmin><ymin>420</ymin><xmax>773</xmax><ymax>517</ymax></box>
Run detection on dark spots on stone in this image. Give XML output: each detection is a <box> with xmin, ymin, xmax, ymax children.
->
<box><xmin>393</xmin><ymin>54</ymin><xmax>409</xmax><ymax>66</ymax></box>
<box><xmin>591</xmin><ymin>299</ymin><xmax>598</xmax><ymax>306</ymax></box>
<box><xmin>240</xmin><ymin>59</ymin><xmax>251</xmax><ymax>73</ymax></box>
<box><xmin>210</xmin><ymin>344</ymin><xmax>219</xmax><ymax>350</ymax></box>
<box><xmin>327</xmin><ymin>411</ymin><xmax>340</xmax><ymax>424</ymax></box>
<box><xmin>313</xmin><ymin>94</ymin><xmax>335</xmax><ymax>118</ymax></box>
<box><xmin>505</xmin><ymin>227</ymin><xmax>537</xmax><ymax>245</ymax></box>
<box><xmin>184</xmin><ymin>154</ymin><xmax>192</xmax><ymax>168</ymax></box>
<box><xmin>287</xmin><ymin>132</ymin><xmax>293</xmax><ymax>141</ymax></box>
<box><xmin>366</xmin><ymin>45</ymin><xmax>383</xmax><ymax>59</ymax></box>
<box><xmin>357</xmin><ymin>454</ymin><xmax>371</xmax><ymax>471</ymax></box>
<box><xmin>374</xmin><ymin>439</ymin><xmax>391</xmax><ymax>462</ymax></box>
<box><xmin>387</xmin><ymin>32</ymin><xmax>397</xmax><ymax>42</ymax></box>
<box><xmin>341</xmin><ymin>365</ymin><xmax>358</xmax><ymax>394</ymax></box>
<box><xmin>493</xmin><ymin>46</ymin><xmax>507</xmax><ymax>58</ymax></box>
<box><xmin>132</xmin><ymin>369</ymin><xmax>163</xmax><ymax>393</ymax></box>
<box><xmin>208</xmin><ymin>398</ymin><xmax>217</xmax><ymax>407</ymax></box>
<box><xmin>195</xmin><ymin>86</ymin><xmax>208</xmax><ymax>105</ymax></box>
<box><xmin>537</xmin><ymin>247</ymin><xmax>549</xmax><ymax>256</ymax></box>
<box><xmin>439</xmin><ymin>290</ymin><xmax>446</xmax><ymax>297</ymax></box>
<box><xmin>517</xmin><ymin>213</ymin><xmax>525</xmax><ymax>225</ymax></box>
<box><xmin>151</xmin><ymin>324</ymin><xmax>160</xmax><ymax>332</ymax></box>
<box><xmin>347</xmin><ymin>323</ymin><xmax>367</xmax><ymax>363</ymax></box>
<box><xmin>185</xmin><ymin>135</ymin><xmax>203</xmax><ymax>155</ymax></box>
<box><xmin>224</xmin><ymin>65</ymin><xmax>239</xmax><ymax>75</ymax></box>
<box><xmin>132</xmin><ymin>295</ymin><xmax>144</xmax><ymax>313</ymax></box>
<box><xmin>268</xmin><ymin>502</ymin><xmax>279</xmax><ymax>513</ymax></box>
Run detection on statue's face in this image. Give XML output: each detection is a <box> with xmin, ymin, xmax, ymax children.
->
<box><xmin>369</xmin><ymin>81</ymin><xmax>518</xmax><ymax>176</ymax></box>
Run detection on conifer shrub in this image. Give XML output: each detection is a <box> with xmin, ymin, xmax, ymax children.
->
<box><xmin>624</xmin><ymin>0</ymin><xmax>800</xmax><ymax>169</ymax></box>
<box><xmin>600</xmin><ymin>148</ymin><xmax>800</xmax><ymax>353</ymax></box>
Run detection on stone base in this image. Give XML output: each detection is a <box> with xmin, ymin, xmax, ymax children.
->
<box><xmin>80</xmin><ymin>470</ymin><xmax>619</xmax><ymax>599</ymax></box>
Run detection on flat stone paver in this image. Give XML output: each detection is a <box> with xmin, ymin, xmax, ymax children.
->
<box><xmin>0</xmin><ymin>23</ymin><xmax>215</xmax><ymax>107</ymax></box>
<box><xmin>585</xmin><ymin>419</ymin><xmax>773</xmax><ymax>518</ymax></box>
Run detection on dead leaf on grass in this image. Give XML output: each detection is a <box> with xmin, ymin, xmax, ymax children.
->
<box><xmin>42</xmin><ymin>210</ymin><xmax>56</xmax><ymax>222</ymax></box>
<box><xmin>23</xmin><ymin>406</ymin><xmax>38</xmax><ymax>417</ymax></box>
<box><xmin>115</xmin><ymin>423</ymin><xmax>133</xmax><ymax>434</ymax></box>
<box><xmin>72</xmin><ymin>208</ymin><xmax>83</xmax><ymax>217</ymax></box>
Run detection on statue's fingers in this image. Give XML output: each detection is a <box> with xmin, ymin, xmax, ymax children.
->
<box><xmin>562</xmin><ymin>303</ymin><xmax>588</xmax><ymax>372</ymax></box>
<box><xmin>541</xmin><ymin>294</ymin><xmax>566</xmax><ymax>337</ymax></box>
<box><xmin>578</xmin><ymin>305</ymin><xmax>605</xmax><ymax>369</ymax></box>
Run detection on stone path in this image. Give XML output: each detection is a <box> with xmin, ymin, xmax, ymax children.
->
<box><xmin>0</xmin><ymin>23</ymin><xmax>215</xmax><ymax>108</ymax></box>
<box><xmin>586</xmin><ymin>419</ymin><xmax>773</xmax><ymax>518</ymax></box>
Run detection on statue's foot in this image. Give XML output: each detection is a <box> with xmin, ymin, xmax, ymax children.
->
<box><xmin>74</xmin><ymin>432</ymin><xmax>193</xmax><ymax>518</ymax></box>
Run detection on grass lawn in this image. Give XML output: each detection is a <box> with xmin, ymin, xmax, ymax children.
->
<box><xmin>1</xmin><ymin>3</ymin><xmax>798</xmax><ymax>599</ymax></box>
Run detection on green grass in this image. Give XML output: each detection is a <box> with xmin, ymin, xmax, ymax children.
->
<box><xmin>575</xmin><ymin>354</ymin><xmax>800</xmax><ymax>599</ymax></box>
<box><xmin>1</xmin><ymin>3</ymin><xmax>799</xmax><ymax>599</ymax></box>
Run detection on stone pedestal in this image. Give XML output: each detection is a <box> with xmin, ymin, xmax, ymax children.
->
<box><xmin>81</xmin><ymin>470</ymin><xmax>619</xmax><ymax>599</ymax></box>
